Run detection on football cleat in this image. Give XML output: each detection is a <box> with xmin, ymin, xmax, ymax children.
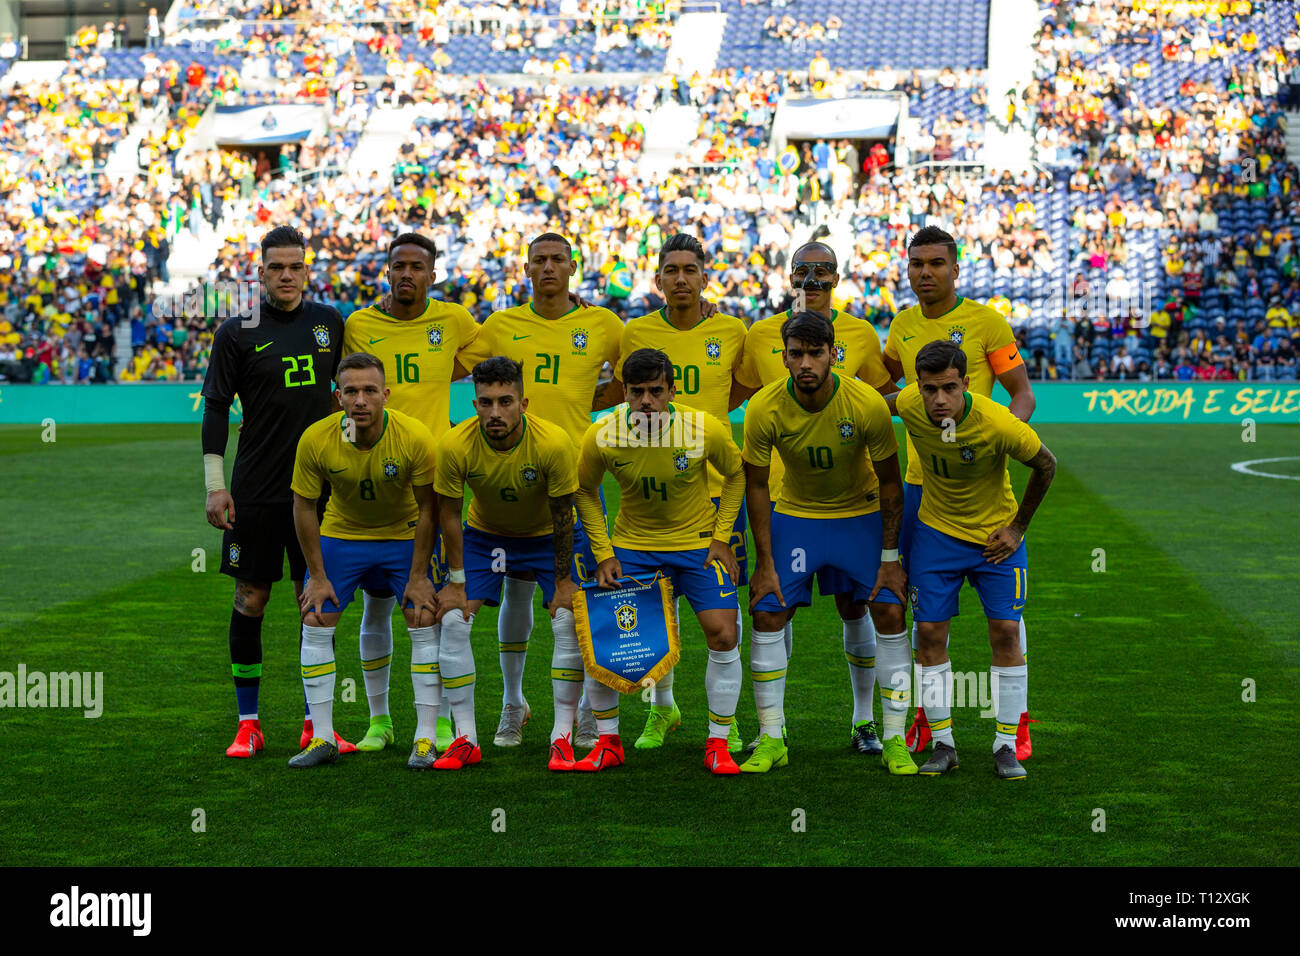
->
<box><xmin>436</xmin><ymin>715</ymin><xmax>455</xmax><ymax>753</ymax></box>
<box><xmin>225</xmin><ymin>719</ymin><xmax>264</xmax><ymax>758</ymax></box>
<box><xmin>301</xmin><ymin>719</ymin><xmax>357</xmax><ymax>754</ymax></box>
<box><xmin>432</xmin><ymin>735</ymin><xmax>482</xmax><ymax>770</ymax></box>
<box><xmin>905</xmin><ymin>707</ymin><xmax>932</xmax><ymax>754</ymax></box>
<box><xmin>1016</xmin><ymin>712</ymin><xmax>1038</xmax><ymax>762</ymax></box>
<box><xmin>573</xmin><ymin>734</ymin><xmax>625</xmax><ymax>772</ymax></box>
<box><xmin>739</xmin><ymin>733</ymin><xmax>789</xmax><ymax>774</ymax></box>
<box><xmin>850</xmin><ymin>720</ymin><xmax>884</xmax><ymax>756</ymax></box>
<box><xmin>574</xmin><ymin>703</ymin><xmax>599</xmax><ymax>749</ymax></box>
<box><xmin>705</xmin><ymin>737</ymin><xmax>741</xmax><ymax>775</ymax></box>
<box><xmin>493</xmin><ymin>699</ymin><xmax>530</xmax><ymax>747</ymax></box>
<box><xmin>727</xmin><ymin>717</ymin><xmax>744</xmax><ymax>755</ymax></box>
<box><xmin>407</xmin><ymin>737</ymin><xmax>437</xmax><ymax>770</ymax></box>
<box><xmin>880</xmin><ymin>735</ymin><xmax>918</xmax><ymax>775</ymax></box>
<box><xmin>633</xmin><ymin>702</ymin><xmax>681</xmax><ymax>750</ymax></box>
<box><xmin>356</xmin><ymin>715</ymin><xmax>395</xmax><ymax>752</ymax></box>
<box><xmin>548</xmin><ymin>733</ymin><xmax>577</xmax><ymax>771</ymax></box>
<box><xmin>994</xmin><ymin>744</ymin><xmax>1027</xmax><ymax>781</ymax></box>
<box><xmin>288</xmin><ymin>737</ymin><xmax>337</xmax><ymax>768</ymax></box>
<box><xmin>745</xmin><ymin>724</ymin><xmax>788</xmax><ymax>755</ymax></box>
<box><xmin>918</xmin><ymin>741</ymin><xmax>960</xmax><ymax>776</ymax></box>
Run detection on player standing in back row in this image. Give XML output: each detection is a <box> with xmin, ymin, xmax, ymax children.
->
<box><xmin>202</xmin><ymin>225</ymin><xmax>352</xmax><ymax>759</ymax></box>
<box><xmin>882</xmin><ymin>226</ymin><xmax>1037</xmax><ymax>760</ymax></box>
<box><xmin>457</xmin><ymin>232</ymin><xmax>625</xmax><ymax>749</ymax></box>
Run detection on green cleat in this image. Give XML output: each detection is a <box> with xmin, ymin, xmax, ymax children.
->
<box><xmin>288</xmin><ymin>737</ymin><xmax>338</xmax><ymax>768</ymax></box>
<box><xmin>739</xmin><ymin>733</ymin><xmax>789</xmax><ymax>773</ymax></box>
<box><xmin>727</xmin><ymin>717</ymin><xmax>744</xmax><ymax>755</ymax></box>
<box><xmin>633</xmin><ymin>703</ymin><xmax>681</xmax><ymax>750</ymax></box>
<box><xmin>745</xmin><ymin>724</ymin><xmax>788</xmax><ymax>755</ymax></box>
<box><xmin>880</xmin><ymin>735</ymin><xmax>918</xmax><ymax>775</ymax></box>
<box><xmin>435</xmin><ymin>715</ymin><xmax>454</xmax><ymax>752</ymax></box>
<box><xmin>356</xmin><ymin>715</ymin><xmax>395</xmax><ymax>752</ymax></box>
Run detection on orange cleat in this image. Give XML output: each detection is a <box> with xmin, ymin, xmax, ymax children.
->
<box><xmin>1016</xmin><ymin>712</ymin><xmax>1038</xmax><ymax>762</ymax></box>
<box><xmin>548</xmin><ymin>733</ymin><xmax>577</xmax><ymax>771</ymax></box>
<box><xmin>432</xmin><ymin>735</ymin><xmax>482</xmax><ymax>770</ymax></box>
<box><xmin>301</xmin><ymin>719</ymin><xmax>357</xmax><ymax>754</ymax></box>
<box><xmin>573</xmin><ymin>734</ymin><xmax>625</xmax><ymax>772</ymax></box>
<box><xmin>225</xmin><ymin>719</ymin><xmax>264</xmax><ymax>758</ymax></box>
<box><xmin>704</xmin><ymin>737</ymin><xmax>740</xmax><ymax>775</ymax></box>
<box><xmin>905</xmin><ymin>707</ymin><xmax>932</xmax><ymax>755</ymax></box>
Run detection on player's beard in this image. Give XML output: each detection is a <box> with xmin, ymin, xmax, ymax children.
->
<box><xmin>793</xmin><ymin>369</ymin><xmax>828</xmax><ymax>395</ymax></box>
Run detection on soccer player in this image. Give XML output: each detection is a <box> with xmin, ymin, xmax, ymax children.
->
<box><xmin>571</xmin><ymin>348</ymin><xmax>746</xmax><ymax>775</ymax></box>
<box><xmin>458</xmin><ymin>233</ymin><xmax>625</xmax><ymax>748</ymax></box>
<box><xmin>613</xmin><ymin>232</ymin><xmax>749</xmax><ymax>753</ymax></box>
<box><xmin>742</xmin><ymin>312</ymin><xmax>913</xmax><ymax>774</ymax></box>
<box><xmin>289</xmin><ymin>352</ymin><xmax>442</xmax><ymax>768</ymax></box>
<box><xmin>202</xmin><ymin>225</ymin><xmax>352</xmax><ymax>758</ymax></box>
<box><xmin>893</xmin><ymin>341</ymin><xmax>1056</xmax><ymax>780</ymax></box>
<box><xmin>432</xmin><ymin>357</ymin><xmax>585</xmax><ymax>771</ymax></box>
<box><xmin>881</xmin><ymin>226</ymin><xmax>1037</xmax><ymax>759</ymax></box>
<box><xmin>342</xmin><ymin>232</ymin><xmax>483</xmax><ymax>754</ymax></box>
<box><xmin>734</xmin><ymin>241</ymin><xmax>895</xmax><ymax>758</ymax></box>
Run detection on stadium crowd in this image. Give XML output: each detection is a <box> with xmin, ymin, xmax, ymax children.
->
<box><xmin>2</xmin><ymin>0</ymin><xmax>1298</xmax><ymax>386</ymax></box>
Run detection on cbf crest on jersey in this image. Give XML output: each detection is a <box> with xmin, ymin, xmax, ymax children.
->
<box><xmin>948</xmin><ymin>326</ymin><xmax>966</xmax><ymax>346</ymax></box>
<box><xmin>959</xmin><ymin>445</ymin><xmax>975</xmax><ymax>463</ymax></box>
<box><xmin>672</xmin><ymin>448</ymin><xmax>691</xmax><ymax>472</ymax></box>
<box><xmin>704</xmin><ymin>336</ymin><xmax>723</xmax><ymax>363</ymax></box>
<box><xmin>313</xmin><ymin>325</ymin><xmax>331</xmax><ymax>349</ymax></box>
<box><xmin>426</xmin><ymin>324</ymin><xmax>444</xmax><ymax>347</ymax></box>
<box><xmin>571</xmin><ymin>328</ymin><xmax>589</xmax><ymax>352</ymax></box>
<box><xmin>573</xmin><ymin>573</ymin><xmax>680</xmax><ymax>694</ymax></box>
<box><xmin>519</xmin><ymin>463</ymin><xmax>539</xmax><ymax>484</ymax></box>
<box><xmin>833</xmin><ymin>340</ymin><xmax>847</xmax><ymax>364</ymax></box>
<box><xmin>837</xmin><ymin>416</ymin><xmax>856</xmax><ymax>443</ymax></box>
<box><xmin>381</xmin><ymin>457</ymin><xmax>400</xmax><ymax>481</ymax></box>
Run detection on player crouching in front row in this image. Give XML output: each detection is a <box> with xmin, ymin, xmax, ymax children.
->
<box><xmin>289</xmin><ymin>352</ymin><xmax>443</xmax><ymax>768</ymax></box>
<box><xmin>894</xmin><ymin>341</ymin><xmax>1056</xmax><ymax>780</ymax></box>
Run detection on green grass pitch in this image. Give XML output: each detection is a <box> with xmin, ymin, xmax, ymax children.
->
<box><xmin>1</xmin><ymin>420</ymin><xmax>1297</xmax><ymax>866</ymax></box>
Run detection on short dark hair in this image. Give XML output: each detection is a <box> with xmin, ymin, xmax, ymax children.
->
<box><xmin>622</xmin><ymin>347</ymin><xmax>674</xmax><ymax>387</ymax></box>
<box><xmin>337</xmin><ymin>351</ymin><xmax>386</xmax><ymax>381</ymax></box>
<box><xmin>780</xmin><ymin>311</ymin><xmax>834</xmax><ymax>349</ymax></box>
<box><xmin>261</xmin><ymin>225</ymin><xmax>306</xmax><ymax>259</ymax></box>
<box><xmin>791</xmin><ymin>240</ymin><xmax>838</xmax><ymax>270</ymax></box>
<box><xmin>914</xmin><ymin>340</ymin><xmax>968</xmax><ymax>378</ymax></box>
<box><xmin>908</xmin><ymin>226</ymin><xmax>958</xmax><ymax>262</ymax></box>
<box><xmin>471</xmin><ymin>356</ymin><xmax>525</xmax><ymax>395</ymax></box>
<box><xmin>658</xmin><ymin>232</ymin><xmax>707</xmax><ymax>270</ymax></box>
<box><xmin>388</xmin><ymin>232</ymin><xmax>438</xmax><ymax>264</ymax></box>
<box><xmin>527</xmin><ymin>232</ymin><xmax>572</xmax><ymax>259</ymax></box>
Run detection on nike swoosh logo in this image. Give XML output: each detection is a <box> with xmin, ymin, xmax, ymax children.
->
<box><xmin>513</xmin><ymin>334</ymin><xmax>530</xmax><ymax>340</ymax></box>
<box><xmin>466</xmin><ymin>471</ymin><xmax>485</xmax><ymax>479</ymax></box>
<box><xmin>590</xmin><ymin>751</ymin><xmax>605</xmax><ymax>769</ymax></box>
<box><xmin>613</xmin><ymin>460</ymin><xmax>632</xmax><ymax>468</ymax></box>
<box><xmin>368</xmin><ymin>337</ymin><xmax>386</xmax><ymax>345</ymax></box>
<box><xmin>777</xmin><ymin>432</ymin><xmax>798</xmax><ymax>441</ymax></box>
<box><xmin>720</xmin><ymin>590</ymin><xmax>736</xmax><ymax>597</ymax></box>
<box><xmin>770</xmin><ymin>347</ymin><xmax>783</xmax><ymax>353</ymax></box>
<box><xmin>255</xmin><ymin>342</ymin><xmax>273</xmax><ymax>352</ymax></box>
<box><xmin>328</xmin><ymin>467</ymin><xmax>346</xmax><ymax>473</ymax></box>
<box><xmin>902</xmin><ymin>335</ymin><xmax>916</xmax><ymax>341</ymax></box>
<box><xmin>1012</xmin><ymin>603</ymin><xmax>1025</xmax><ymax>611</ymax></box>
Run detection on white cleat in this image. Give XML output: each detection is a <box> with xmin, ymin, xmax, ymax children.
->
<box><xmin>493</xmin><ymin>699</ymin><xmax>531</xmax><ymax>747</ymax></box>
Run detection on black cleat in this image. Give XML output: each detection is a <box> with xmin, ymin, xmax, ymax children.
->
<box><xmin>849</xmin><ymin>720</ymin><xmax>884</xmax><ymax>755</ymax></box>
<box><xmin>993</xmin><ymin>744</ymin><xmax>1026</xmax><ymax>781</ymax></box>
<box><xmin>918</xmin><ymin>741</ymin><xmax>959</xmax><ymax>776</ymax></box>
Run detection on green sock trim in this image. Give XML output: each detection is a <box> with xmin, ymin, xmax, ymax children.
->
<box><xmin>232</xmin><ymin>663</ymin><xmax>262</xmax><ymax>678</ymax></box>
<box><xmin>368</xmin><ymin>714</ymin><xmax>393</xmax><ymax>727</ymax></box>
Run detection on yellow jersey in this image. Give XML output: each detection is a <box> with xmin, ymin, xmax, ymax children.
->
<box><xmin>883</xmin><ymin>297</ymin><xmax>1023</xmax><ymax>485</ymax></box>
<box><xmin>291</xmin><ymin>408</ymin><xmax>437</xmax><ymax>541</ymax></box>
<box><xmin>576</xmin><ymin>402</ymin><xmax>744</xmax><ymax>560</ymax></box>
<box><xmin>615</xmin><ymin>308</ymin><xmax>747</xmax><ymax>496</ymax></box>
<box><xmin>743</xmin><ymin>374</ymin><xmax>897</xmax><ymax>519</ymax></box>
<box><xmin>342</xmin><ymin>299</ymin><xmax>482</xmax><ymax>442</ymax></box>
<box><xmin>895</xmin><ymin>385</ymin><xmax>1042</xmax><ymax>545</ymax></box>
<box><xmin>433</xmin><ymin>414</ymin><xmax>578</xmax><ymax>538</ymax></box>
<box><xmin>459</xmin><ymin>302</ymin><xmax>624</xmax><ymax>445</ymax></box>
<box><xmin>736</xmin><ymin>309</ymin><xmax>893</xmax><ymax>392</ymax></box>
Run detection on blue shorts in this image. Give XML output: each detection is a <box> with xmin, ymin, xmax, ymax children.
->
<box><xmin>613</xmin><ymin>546</ymin><xmax>739</xmax><ymax>614</ymax></box>
<box><xmin>464</xmin><ymin>526</ymin><xmax>577</xmax><ymax>606</ymax></box>
<box><xmin>365</xmin><ymin>527</ymin><xmax>447</xmax><ymax>596</ymax></box>
<box><xmin>900</xmin><ymin>481</ymin><xmax>923</xmax><ymax>571</ymax></box>
<box><xmin>310</xmin><ymin>536</ymin><xmax>436</xmax><ymax>614</ymax></box>
<box><xmin>754</xmin><ymin>511</ymin><xmax>903</xmax><ymax>613</ymax></box>
<box><xmin>712</xmin><ymin>495</ymin><xmax>749</xmax><ymax>587</ymax></box>
<box><xmin>570</xmin><ymin>486</ymin><xmax>604</xmax><ymax>582</ymax></box>
<box><xmin>909</xmin><ymin>521</ymin><xmax>1028</xmax><ymax>623</ymax></box>
<box><xmin>767</xmin><ymin>503</ymin><xmax>854</xmax><ymax>597</ymax></box>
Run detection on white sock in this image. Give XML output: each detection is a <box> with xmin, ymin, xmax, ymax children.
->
<box><xmin>749</xmin><ymin>629</ymin><xmax>787</xmax><ymax>740</ymax></box>
<box><xmin>359</xmin><ymin>592</ymin><xmax>395</xmax><ymax>720</ymax></box>
<box><xmin>920</xmin><ymin>661</ymin><xmax>955</xmax><ymax>747</ymax></box>
<box><xmin>585</xmin><ymin>674</ymin><xmax>620</xmax><ymax>736</ymax></box>
<box><xmin>1020</xmin><ymin>616</ymin><xmax>1030</xmax><ymax>714</ymax></box>
<box><xmin>705</xmin><ymin>646</ymin><xmax>742</xmax><ymax>740</ymax></box>
<box><xmin>843</xmin><ymin>615</ymin><xmax>877</xmax><ymax>724</ymax></box>
<box><xmin>784</xmin><ymin>620</ymin><xmax>794</xmax><ymax>659</ymax></box>
<box><xmin>550</xmin><ymin>608</ymin><xmax>584</xmax><ymax>741</ymax></box>
<box><xmin>409</xmin><ymin>624</ymin><xmax>442</xmax><ymax>742</ymax></box>
<box><xmin>651</xmin><ymin>666</ymin><xmax>676</xmax><ymax>708</ymax></box>
<box><xmin>735</xmin><ymin>607</ymin><xmax>743</xmax><ymax>650</ymax></box>
<box><xmin>499</xmin><ymin>576</ymin><xmax>535</xmax><ymax>708</ymax></box>
<box><xmin>437</xmin><ymin>609</ymin><xmax>476</xmax><ymax>745</ymax></box>
<box><xmin>875</xmin><ymin>630</ymin><xmax>912</xmax><ymax>739</ymax></box>
<box><xmin>991</xmin><ymin>664</ymin><xmax>1027</xmax><ymax>753</ymax></box>
<box><xmin>300</xmin><ymin>624</ymin><xmax>337</xmax><ymax>743</ymax></box>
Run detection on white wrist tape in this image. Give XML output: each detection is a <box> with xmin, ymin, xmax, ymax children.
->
<box><xmin>447</xmin><ymin>568</ymin><xmax>466</xmax><ymax>584</ymax></box>
<box><xmin>880</xmin><ymin>548</ymin><xmax>900</xmax><ymax>563</ymax></box>
<box><xmin>204</xmin><ymin>454</ymin><xmax>226</xmax><ymax>493</ymax></box>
